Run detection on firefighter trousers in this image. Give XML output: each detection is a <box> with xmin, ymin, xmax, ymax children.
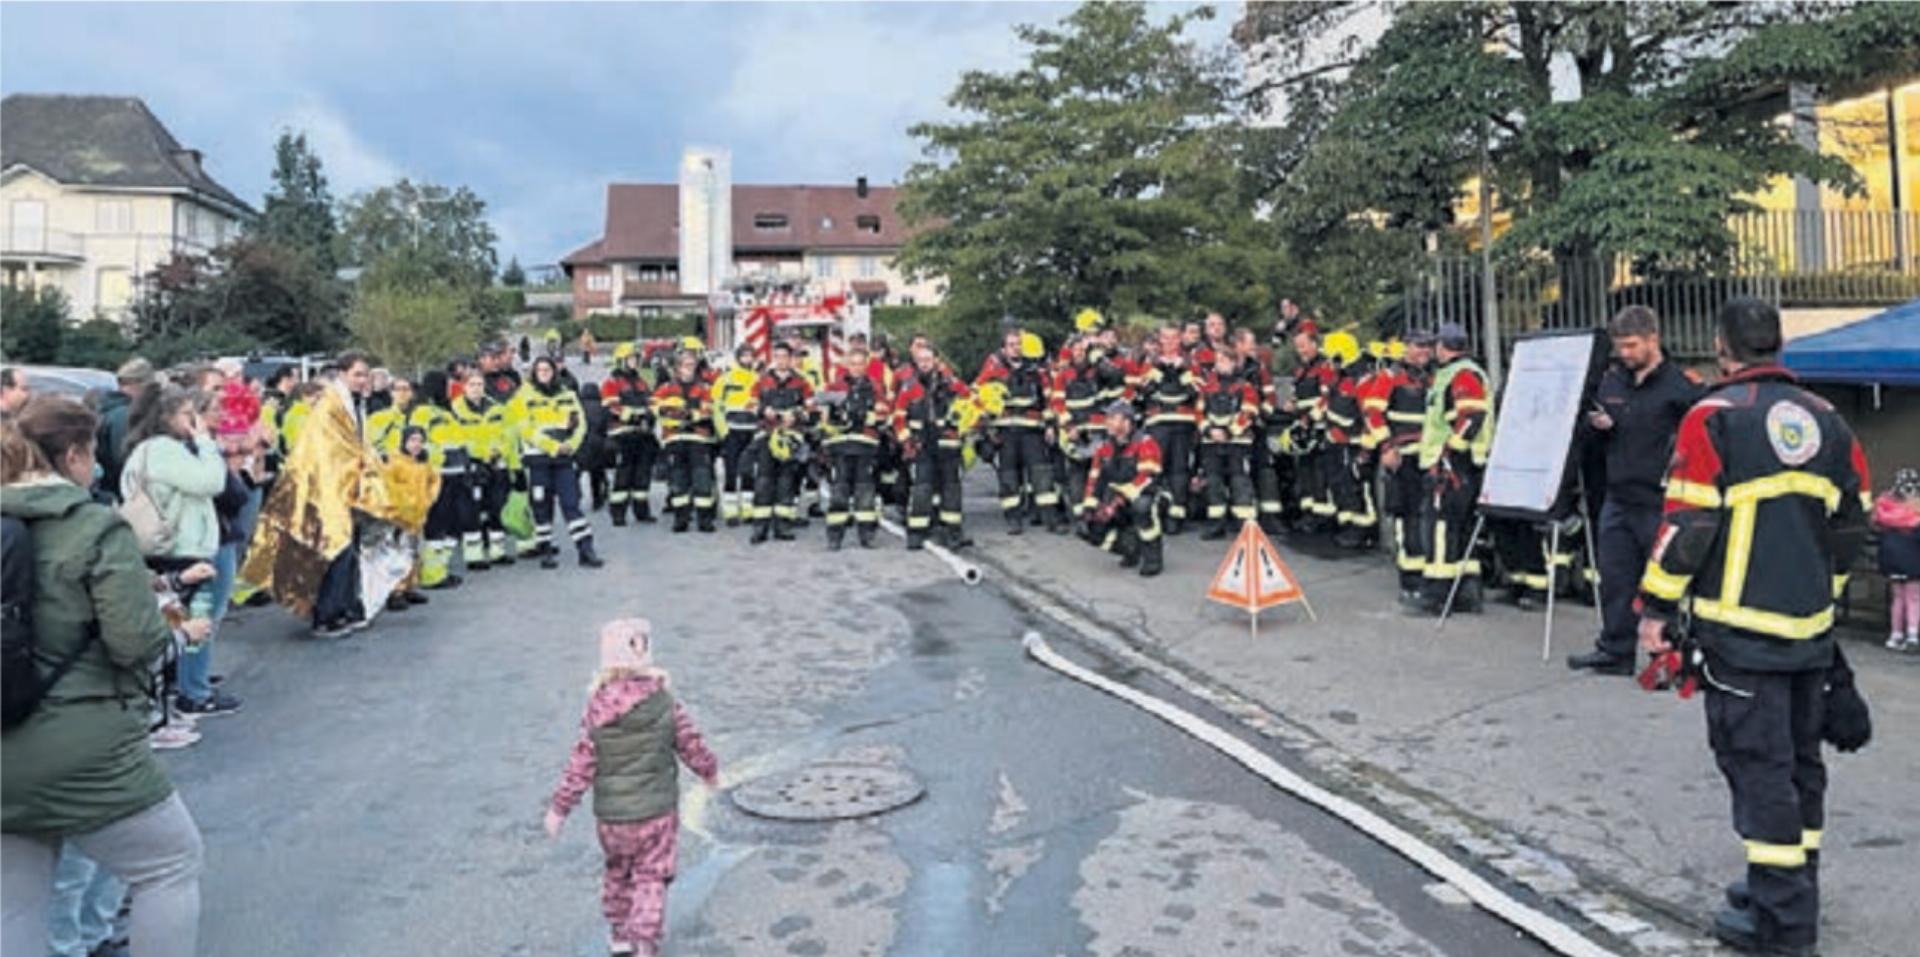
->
<box><xmin>471</xmin><ymin>465</ymin><xmax>511</xmax><ymax>564</ymax></box>
<box><xmin>996</xmin><ymin>427</ymin><xmax>1061</xmax><ymax>526</ymax></box>
<box><xmin>1295</xmin><ymin>447</ymin><xmax>1334</xmax><ymax>524</ymax></box>
<box><xmin>1383</xmin><ymin>461</ymin><xmax>1428</xmax><ymax>592</ymax></box>
<box><xmin>1249</xmin><ymin>427</ymin><xmax>1284</xmax><ymax>522</ymax></box>
<box><xmin>1199</xmin><ymin>441</ymin><xmax>1253</xmax><ymax>524</ymax></box>
<box><xmin>1419</xmin><ymin>462</ymin><xmax>1483</xmax><ymax>602</ymax></box>
<box><xmin>719</xmin><ymin>428</ymin><xmax>756</xmax><ymax>519</ymax></box>
<box><xmin>1146</xmin><ymin>422</ymin><xmax>1196</xmax><ymax>524</ymax></box>
<box><xmin>663</xmin><ymin>438</ymin><xmax>716</xmax><ymax>521</ymax></box>
<box><xmin>907</xmin><ymin>444</ymin><xmax>965</xmax><ymax>541</ymax></box>
<box><xmin>1086</xmin><ymin>490</ymin><xmax>1163</xmax><ymax>571</ymax></box>
<box><xmin>1492</xmin><ymin>518</ymin><xmax>1550</xmax><ymax>599</ymax></box>
<box><xmin>1706</xmin><ymin>663</ymin><xmax>1825</xmax><ymax>948</ymax></box>
<box><xmin>826</xmin><ymin>444</ymin><xmax>879</xmax><ymax>538</ymax></box>
<box><xmin>750</xmin><ymin>436</ymin><xmax>803</xmax><ymax>524</ymax></box>
<box><xmin>1330</xmin><ymin>446</ymin><xmax>1377</xmax><ymax>534</ymax></box>
<box><xmin>423</xmin><ymin>470</ymin><xmax>474</xmax><ymax>585</ymax></box>
<box><xmin>608</xmin><ymin>433</ymin><xmax>657</xmax><ymax>521</ymax></box>
<box><xmin>527</xmin><ymin>455</ymin><xmax>594</xmax><ymax>555</ymax></box>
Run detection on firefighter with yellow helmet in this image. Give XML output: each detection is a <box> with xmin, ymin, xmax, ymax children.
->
<box><xmin>600</xmin><ymin>342</ymin><xmax>659</xmax><ymax>526</ymax></box>
<box><xmin>992</xmin><ymin>330</ymin><xmax>1069</xmax><ymax>535</ymax></box>
<box><xmin>714</xmin><ymin>343</ymin><xmax>762</xmax><ymax>524</ymax></box>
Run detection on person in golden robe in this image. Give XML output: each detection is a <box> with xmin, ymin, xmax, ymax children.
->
<box><xmin>378</xmin><ymin>425</ymin><xmax>442</xmax><ymax>612</ymax></box>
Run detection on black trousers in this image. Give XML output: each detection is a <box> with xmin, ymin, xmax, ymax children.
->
<box><xmin>312</xmin><ymin>538</ymin><xmax>362</xmax><ymax>627</ymax></box>
<box><xmin>1596</xmin><ymin>499</ymin><xmax>1663</xmax><ymax>657</ymax></box>
<box><xmin>528</xmin><ymin>455</ymin><xmax>593</xmax><ymax>553</ymax></box>
<box><xmin>608</xmin><ymin>433</ymin><xmax>655</xmax><ymax>517</ymax></box>
<box><xmin>1199</xmin><ymin>441</ymin><xmax>1253</xmax><ymax>523</ymax></box>
<box><xmin>1706</xmin><ymin>663</ymin><xmax>1825</xmax><ymax>948</ymax></box>
<box><xmin>1492</xmin><ymin>517</ymin><xmax>1549</xmax><ymax>598</ymax></box>
<box><xmin>720</xmin><ymin>428</ymin><xmax>756</xmax><ymax>498</ymax></box>
<box><xmin>827</xmin><ymin>444</ymin><xmax>879</xmax><ymax>533</ymax></box>
<box><xmin>751</xmin><ymin>436</ymin><xmax>803</xmax><ymax>523</ymax></box>
<box><xmin>1295</xmin><ymin>447</ymin><xmax>1333</xmax><ymax>524</ymax></box>
<box><xmin>1330</xmin><ymin>446</ymin><xmax>1377</xmax><ymax>533</ymax></box>
<box><xmin>663</xmin><ymin>438</ymin><xmax>717</xmax><ymax>516</ymax></box>
<box><xmin>1419</xmin><ymin>462</ymin><xmax>1483</xmax><ymax>600</ymax></box>
<box><xmin>995</xmin><ymin>427</ymin><xmax>1059</xmax><ymax>521</ymax></box>
<box><xmin>424</xmin><ymin>471</ymin><xmax>474</xmax><ymax>542</ymax></box>
<box><xmin>907</xmin><ymin>443</ymin><xmax>965</xmax><ymax>537</ymax></box>
<box><xmin>1383</xmin><ymin>461</ymin><xmax>1428</xmax><ymax>591</ymax></box>
<box><xmin>1146</xmin><ymin>422</ymin><xmax>1196</xmax><ymax>521</ymax></box>
<box><xmin>1086</xmin><ymin>488</ymin><xmax>1163</xmax><ymax>565</ymax></box>
<box><xmin>1249</xmin><ymin>428</ymin><xmax>1283</xmax><ymax>521</ymax></box>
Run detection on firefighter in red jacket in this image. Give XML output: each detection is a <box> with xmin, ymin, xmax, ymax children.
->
<box><xmin>1636</xmin><ymin>299</ymin><xmax>1870</xmax><ymax>957</ymax></box>
<box><xmin>651</xmin><ymin>349</ymin><xmax>719</xmax><ymax>533</ymax></box>
<box><xmin>1137</xmin><ymin>327</ymin><xmax>1202</xmax><ymax>534</ymax></box>
<box><xmin>1081</xmin><ymin>400</ymin><xmax>1165</xmax><ymax>577</ymax></box>
<box><xmin>1416</xmin><ymin>323</ymin><xmax>1493</xmax><ymax>613</ymax></box>
<box><xmin>896</xmin><ymin>344</ymin><xmax>973</xmax><ymax>551</ymax></box>
<box><xmin>992</xmin><ymin>332</ymin><xmax>1068</xmax><ymax>535</ymax></box>
<box><xmin>748</xmin><ymin>340</ymin><xmax>815</xmax><ymax>544</ymax></box>
<box><xmin>1196</xmin><ymin>348</ymin><xmax>1260</xmax><ymax>540</ymax></box>
<box><xmin>600</xmin><ymin>345</ymin><xmax>659</xmax><ymax>526</ymax></box>
<box><xmin>822</xmin><ymin>340</ymin><xmax>891</xmax><ymax>550</ymax></box>
<box><xmin>1378</xmin><ymin>330</ymin><xmax>1435</xmax><ymax>603</ymax></box>
<box><xmin>1288</xmin><ymin>322</ymin><xmax>1341</xmax><ymax>532</ymax></box>
<box><xmin>1053</xmin><ymin>337</ymin><xmax>1117</xmax><ymax>521</ymax></box>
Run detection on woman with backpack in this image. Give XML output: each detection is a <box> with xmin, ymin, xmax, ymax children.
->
<box><xmin>1</xmin><ymin>398</ymin><xmax>205</xmax><ymax>957</ymax></box>
<box><xmin>121</xmin><ymin>387</ymin><xmax>239</xmax><ymax>719</ymax></box>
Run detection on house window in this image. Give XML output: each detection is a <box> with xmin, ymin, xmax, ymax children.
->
<box><xmin>639</xmin><ymin>265</ymin><xmax>662</xmax><ymax>282</ymax></box>
<box><xmin>753</xmin><ymin>213</ymin><xmax>789</xmax><ymax>230</ymax></box>
<box><xmin>902</xmin><ymin>296</ymin><xmax>916</xmax><ymax>306</ymax></box>
<box><xmin>858</xmin><ymin>256</ymin><xmax>877</xmax><ymax>278</ymax></box>
<box><xmin>97</xmin><ymin>267</ymin><xmax>132</xmax><ymax>310</ymax></box>
<box><xmin>856</xmin><ymin>214</ymin><xmax>881</xmax><ymax>234</ymax></box>
<box><xmin>586</xmin><ymin>272</ymin><xmax>611</xmax><ymax>292</ymax></box>
<box><xmin>814</xmin><ymin>256</ymin><xmax>834</xmax><ymax>279</ymax></box>
<box><xmin>640</xmin><ymin>306</ymin><xmax>662</xmax><ymax>318</ymax></box>
<box><xmin>95</xmin><ymin>200</ymin><xmax>133</xmax><ymax>234</ymax></box>
<box><xmin>820</xmin><ymin>216</ymin><xmax>834</xmax><ymax>230</ymax></box>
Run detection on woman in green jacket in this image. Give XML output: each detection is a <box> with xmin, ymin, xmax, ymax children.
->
<box><xmin>1</xmin><ymin>397</ymin><xmax>205</xmax><ymax>957</ymax></box>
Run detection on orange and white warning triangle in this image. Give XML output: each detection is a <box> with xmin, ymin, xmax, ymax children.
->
<box><xmin>1207</xmin><ymin>520</ymin><xmax>1306</xmax><ymax>613</ymax></box>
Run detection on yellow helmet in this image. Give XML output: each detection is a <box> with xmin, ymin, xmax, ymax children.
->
<box><xmin>1387</xmin><ymin>339</ymin><xmax>1407</xmax><ymax>360</ymax></box>
<box><xmin>1366</xmin><ymin>340</ymin><xmax>1389</xmax><ymax>360</ymax></box>
<box><xmin>1019</xmin><ymin>332</ymin><xmax>1045</xmax><ymax>360</ymax></box>
<box><xmin>1074</xmin><ymin>308</ymin><xmax>1105</xmax><ymax>333</ymax></box>
<box><xmin>613</xmin><ymin>342</ymin><xmax>636</xmax><ymax>361</ymax></box>
<box><xmin>543</xmin><ymin>328</ymin><xmax>561</xmax><ymax>342</ymax></box>
<box><xmin>976</xmin><ymin>380</ymin><xmax>1008</xmax><ymax>416</ymax></box>
<box><xmin>680</xmin><ymin>335</ymin><xmax>703</xmax><ymax>352</ymax></box>
<box><xmin>1324</xmin><ymin>331</ymin><xmax>1360</xmax><ymax>367</ymax></box>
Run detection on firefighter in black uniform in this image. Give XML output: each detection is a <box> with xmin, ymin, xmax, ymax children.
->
<box><xmin>600</xmin><ymin>345</ymin><xmax>658</xmax><ymax>526</ymax></box>
<box><xmin>1228</xmin><ymin>329</ymin><xmax>1285</xmax><ymax>534</ymax></box>
<box><xmin>1288</xmin><ymin>322</ymin><xmax>1340</xmax><ymax>533</ymax></box>
<box><xmin>748</xmin><ymin>340</ymin><xmax>815</xmax><ymax>544</ymax></box>
<box><xmin>1380</xmin><ymin>331</ymin><xmax>1434</xmax><ymax>604</ymax></box>
<box><xmin>652</xmin><ymin>350</ymin><xmax>719</xmax><ymax>533</ymax></box>
<box><xmin>1197</xmin><ymin>348</ymin><xmax>1259</xmax><ymax>540</ymax></box>
<box><xmin>1636</xmin><ymin>298</ymin><xmax>1870</xmax><ymax>957</ymax></box>
<box><xmin>993</xmin><ymin>332</ymin><xmax>1067</xmax><ymax>535</ymax></box>
<box><xmin>1138</xmin><ymin>326</ymin><xmax>1202</xmax><ymax>535</ymax></box>
<box><xmin>895</xmin><ymin>344</ymin><xmax>973</xmax><ymax>551</ymax></box>
<box><xmin>1053</xmin><ymin>337</ymin><xmax>1113</xmax><ymax>524</ymax></box>
<box><xmin>1081</xmin><ymin>401</ymin><xmax>1165</xmax><ymax>577</ymax></box>
<box><xmin>822</xmin><ymin>341</ymin><xmax>890</xmax><ymax>550</ymax></box>
<box><xmin>715</xmin><ymin>343</ymin><xmax>762</xmax><ymax>525</ymax></box>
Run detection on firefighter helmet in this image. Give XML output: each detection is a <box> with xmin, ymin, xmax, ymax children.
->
<box><xmin>1367</xmin><ymin>340</ymin><xmax>1389</xmax><ymax>360</ymax></box>
<box><xmin>681</xmin><ymin>335</ymin><xmax>703</xmax><ymax>352</ymax></box>
<box><xmin>1019</xmin><ymin>332</ymin><xmax>1045</xmax><ymax>360</ymax></box>
<box><xmin>1074</xmin><ymin>308</ymin><xmax>1105</xmax><ymax>333</ymax></box>
<box><xmin>1387</xmin><ymin>339</ymin><xmax>1407</xmax><ymax>360</ymax></box>
<box><xmin>975</xmin><ymin>380</ymin><xmax>1008</xmax><ymax>416</ymax></box>
<box><xmin>1324</xmin><ymin>331</ymin><xmax>1360</xmax><ymax>367</ymax></box>
<box><xmin>613</xmin><ymin>342</ymin><xmax>636</xmax><ymax>361</ymax></box>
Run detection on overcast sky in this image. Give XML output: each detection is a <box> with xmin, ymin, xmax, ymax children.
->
<box><xmin>2</xmin><ymin>1</ymin><xmax>1232</xmax><ymax>271</ymax></box>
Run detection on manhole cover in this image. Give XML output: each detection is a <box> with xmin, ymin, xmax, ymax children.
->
<box><xmin>731</xmin><ymin>761</ymin><xmax>925</xmax><ymax>822</ymax></box>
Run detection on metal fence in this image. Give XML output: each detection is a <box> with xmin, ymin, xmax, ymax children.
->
<box><xmin>1730</xmin><ymin>208</ymin><xmax>1920</xmax><ymax>305</ymax></box>
<box><xmin>1399</xmin><ymin>256</ymin><xmax>1780</xmax><ymax>361</ymax></box>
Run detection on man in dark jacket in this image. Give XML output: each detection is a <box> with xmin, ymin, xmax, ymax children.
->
<box><xmin>92</xmin><ymin>357</ymin><xmax>156</xmax><ymax>504</ymax></box>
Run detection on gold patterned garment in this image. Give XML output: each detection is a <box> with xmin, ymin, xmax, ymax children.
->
<box><xmin>380</xmin><ymin>453</ymin><xmax>440</xmax><ymax>536</ymax></box>
<box><xmin>241</xmin><ymin>386</ymin><xmax>398</xmax><ymax>619</ymax></box>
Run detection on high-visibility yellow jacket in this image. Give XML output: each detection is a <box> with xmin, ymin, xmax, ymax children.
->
<box><xmin>510</xmin><ymin>383</ymin><xmax>586</xmax><ymax>459</ymax></box>
<box><xmin>451</xmin><ymin>395</ymin><xmax>516</xmax><ymax>470</ymax></box>
<box><xmin>714</xmin><ymin>365</ymin><xmax>760</xmax><ymax>436</ymax></box>
<box><xmin>366</xmin><ymin>403</ymin><xmax>413</xmax><ymax>458</ymax></box>
<box><xmin>408</xmin><ymin>403</ymin><xmax>464</xmax><ymax>471</ymax></box>
<box><xmin>281</xmin><ymin>400</ymin><xmax>312</xmax><ymax>455</ymax></box>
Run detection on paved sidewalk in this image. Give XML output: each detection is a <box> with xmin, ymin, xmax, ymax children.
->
<box><xmin>955</xmin><ymin>487</ymin><xmax>1919</xmax><ymax>956</ymax></box>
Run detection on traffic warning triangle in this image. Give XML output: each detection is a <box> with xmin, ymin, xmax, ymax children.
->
<box><xmin>1207</xmin><ymin>520</ymin><xmax>1305</xmax><ymax>613</ymax></box>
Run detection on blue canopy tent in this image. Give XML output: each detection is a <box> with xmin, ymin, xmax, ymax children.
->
<box><xmin>1782</xmin><ymin>298</ymin><xmax>1920</xmax><ymax>385</ymax></box>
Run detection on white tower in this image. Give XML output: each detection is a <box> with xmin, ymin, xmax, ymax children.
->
<box><xmin>678</xmin><ymin>146</ymin><xmax>732</xmax><ymax>296</ymax></box>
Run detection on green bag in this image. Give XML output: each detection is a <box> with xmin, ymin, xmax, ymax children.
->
<box><xmin>501</xmin><ymin>489</ymin><xmax>535</xmax><ymax>540</ymax></box>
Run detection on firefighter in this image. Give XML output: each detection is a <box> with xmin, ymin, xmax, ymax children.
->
<box><xmin>1321</xmin><ymin>331</ymin><xmax>1377</xmax><ymax>550</ymax></box>
<box><xmin>366</xmin><ymin>377</ymin><xmax>417</xmax><ymax>455</ymax></box>
<box><xmin>1053</xmin><ymin>337</ymin><xmax>1112</xmax><ymax>522</ymax></box>
<box><xmin>1081</xmin><ymin>400</ymin><xmax>1165</xmax><ymax>577</ymax></box>
<box><xmin>601</xmin><ymin>343</ymin><xmax>659</xmax><ymax>526</ymax></box>
<box><xmin>715</xmin><ymin>343</ymin><xmax>762</xmax><ymax>525</ymax></box>
<box><xmin>1197</xmin><ymin>347</ymin><xmax>1259</xmax><ymax>540</ymax></box>
<box><xmin>482</xmin><ymin>340</ymin><xmax>522</xmax><ymax>403</ymax></box>
<box><xmin>748</xmin><ymin>340</ymin><xmax>815</xmax><ymax>544</ymax></box>
<box><xmin>993</xmin><ymin>332</ymin><xmax>1067</xmax><ymax>535</ymax></box>
<box><xmin>652</xmin><ymin>349</ymin><xmax>719</xmax><ymax>533</ymax></box>
<box><xmin>512</xmin><ymin>356</ymin><xmax>604</xmax><ymax>569</ymax></box>
<box><xmin>822</xmin><ymin>341</ymin><xmax>890</xmax><ymax>550</ymax></box>
<box><xmin>1288</xmin><ymin>322</ymin><xmax>1340</xmax><ymax>532</ymax></box>
<box><xmin>1138</xmin><ymin>326</ymin><xmax>1202</xmax><ymax>534</ymax></box>
<box><xmin>1228</xmin><ymin>329</ymin><xmax>1285</xmax><ymax>533</ymax></box>
<box><xmin>896</xmin><ymin>344</ymin><xmax>973</xmax><ymax>551</ymax></box>
<box><xmin>1415</xmin><ymin>323</ymin><xmax>1493</xmax><ymax>613</ymax></box>
<box><xmin>1636</xmin><ymin>297</ymin><xmax>1870</xmax><ymax>957</ymax></box>
<box><xmin>404</xmin><ymin>371</ymin><xmax>468</xmax><ymax>590</ymax></box>
<box><xmin>451</xmin><ymin>370</ymin><xmax>516</xmax><ymax>569</ymax></box>
<box><xmin>1379</xmin><ymin>331</ymin><xmax>1435</xmax><ymax>604</ymax></box>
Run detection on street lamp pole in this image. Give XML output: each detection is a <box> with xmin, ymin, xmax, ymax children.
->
<box><xmin>1479</xmin><ymin>116</ymin><xmax>1501</xmax><ymax>389</ymax></box>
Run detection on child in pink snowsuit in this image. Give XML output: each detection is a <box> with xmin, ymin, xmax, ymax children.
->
<box><xmin>546</xmin><ymin>619</ymin><xmax>720</xmax><ymax>957</ymax></box>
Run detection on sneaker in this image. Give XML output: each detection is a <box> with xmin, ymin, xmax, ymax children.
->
<box><xmin>1886</xmin><ymin>635</ymin><xmax>1904</xmax><ymax>651</ymax></box>
<box><xmin>175</xmin><ymin>692</ymin><xmax>242</xmax><ymax>718</ymax></box>
<box><xmin>149</xmin><ymin>723</ymin><xmax>200</xmax><ymax>750</ymax></box>
<box><xmin>312</xmin><ymin>620</ymin><xmax>352</xmax><ymax>639</ymax></box>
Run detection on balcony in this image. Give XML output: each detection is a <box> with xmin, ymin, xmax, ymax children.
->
<box><xmin>620</xmin><ymin>279</ymin><xmax>684</xmax><ymax>301</ymax></box>
<box><xmin>1</xmin><ymin>227</ymin><xmax>85</xmax><ymax>263</ymax></box>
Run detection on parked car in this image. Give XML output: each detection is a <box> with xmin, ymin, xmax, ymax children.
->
<box><xmin>16</xmin><ymin>364</ymin><xmax>117</xmax><ymax>402</ymax></box>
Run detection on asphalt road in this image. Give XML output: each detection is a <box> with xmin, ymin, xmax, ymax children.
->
<box><xmin>167</xmin><ymin>511</ymin><xmax>1554</xmax><ymax>957</ymax></box>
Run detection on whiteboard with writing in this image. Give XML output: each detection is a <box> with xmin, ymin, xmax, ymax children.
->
<box><xmin>1478</xmin><ymin>331</ymin><xmax>1604</xmax><ymax>519</ymax></box>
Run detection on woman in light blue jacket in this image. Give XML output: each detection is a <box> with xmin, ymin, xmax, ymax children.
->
<box><xmin>122</xmin><ymin>387</ymin><xmax>234</xmax><ymax>716</ymax></box>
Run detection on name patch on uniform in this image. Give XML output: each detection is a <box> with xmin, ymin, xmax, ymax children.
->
<box><xmin>1765</xmin><ymin>400</ymin><xmax>1821</xmax><ymax>466</ymax></box>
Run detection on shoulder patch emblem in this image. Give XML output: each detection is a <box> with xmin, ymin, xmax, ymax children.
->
<box><xmin>1765</xmin><ymin>400</ymin><xmax>1821</xmax><ymax>466</ymax></box>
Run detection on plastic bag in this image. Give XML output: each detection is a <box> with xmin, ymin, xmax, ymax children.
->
<box><xmin>501</xmin><ymin>489</ymin><xmax>535</xmax><ymax>540</ymax></box>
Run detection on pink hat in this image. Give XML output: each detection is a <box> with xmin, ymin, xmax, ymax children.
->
<box><xmin>599</xmin><ymin>618</ymin><xmax>653</xmax><ymax>672</ymax></box>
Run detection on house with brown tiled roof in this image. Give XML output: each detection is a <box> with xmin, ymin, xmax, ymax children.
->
<box><xmin>560</xmin><ymin>174</ymin><xmax>944</xmax><ymax>322</ymax></box>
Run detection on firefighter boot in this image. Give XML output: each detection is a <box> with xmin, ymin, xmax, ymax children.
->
<box><xmin>1138</xmin><ymin>538</ymin><xmax>1164</xmax><ymax>578</ymax></box>
<box><xmin>697</xmin><ymin>508</ymin><xmax>717</xmax><ymax>533</ymax></box>
<box><xmin>750</xmin><ymin>520</ymin><xmax>771</xmax><ymax>545</ymax></box>
<box><xmin>1712</xmin><ymin>905</ymin><xmax>1815</xmax><ymax>957</ymax></box>
<box><xmin>634</xmin><ymin>499</ymin><xmax>657</xmax><ymax>524</ymax></box>
<box><xmin>609</xmin><ymin>500</ymin><xmax>628</xmax><ymax>528</ymax></box>
<box><xmin>773</xmin><ymin>518</ymin><xmax>797</xmax><ymax>541</ymax></box>
<box><xmin>578</xmin><ymin>538</ymin><xmax>605</xmax><ymax>569</ymax></box>
<box><xmin>1117</xmin><ymin>531</ymin><xmax>1140</xmax><ymax>568</ymax></box>
<box><xmin>672</xmin><ymin>507</ymin><xmax>691</xmax><ymax>534</ymax></box>
<box><xmin>826</xmin><ymin>526</ymin><xmax>845</xmax><ymax>551</ymax></box>
<box><xmin>1005</xmin><ymin>507</ymin><xmax>1026</xmax><ymax>536</ymax></box>
<box><xmin>942</xmin><ymin>525</ymin><xmax>973</xmax><ymax>550</ymax></box>
<box><xmin>857</xmin><ymin>524</ymin><xmax>878</xmax><ymax>549</ymax></box>
<box><xmin>906</xmin><ymin>530</ymin><xmax>926</xmax><ymax>551</ymax></box>
<box><xmin>1201</xmin><ymin>519</ymin><xmax>1230</xmax><ymax>541</ymax></box>
<box><xmin>1047</xmin><ymin>506</ymin><xmax>1070</xmax><ymax>535</ymax></box>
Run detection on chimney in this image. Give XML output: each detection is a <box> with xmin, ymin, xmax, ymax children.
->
<box><xmin>173</xmin><ymin>148</ymin><xmax>204</xmax><ymax>178</ymax></box>
<box><xmin>856</xmin><ymin>176</ymin><xmax>869</xmax><ymax>199</ymax></box>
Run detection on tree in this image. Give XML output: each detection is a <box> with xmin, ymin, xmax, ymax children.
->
<box><xmin>899</xmin><ymin>3</ymin><xmax>1285</xmax><ymax>347</ymax></box>
<box><xmin>126</xmin><ymin>237</ymin><xmax>346</xmax><ymax>363</ymax></box>
<box><xmin>58</xmin><ymin>320</ymin><xmax>133</xmax><ymax>371</ymax></box>
<box><xmin>259</xmin><ymin>130</ymin><xmax>340</xmax><ymax>275</ymax></box>
<box><xmin>0</xmin><ymin>285</ymin><xmax>68</xmax><ymax>363</ymax></box>
<box><xmin>1242</xmin><ymin>1</ymin><xmax>1920</xmax><ymax>273</ymax></box>
<box><xmin>500</xmin><ymin>257</ymin><xmax>526</xmax><ymax>287</ymax></box>
<box><xmin>340</xmin><ymin>178</ymin><xmax>500</xmax><ymax>290</ymax></box>
<box><xmin>347</xmin><ymin>283</ymin><xmax>482</xmax><ymax>378</ymax></box>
